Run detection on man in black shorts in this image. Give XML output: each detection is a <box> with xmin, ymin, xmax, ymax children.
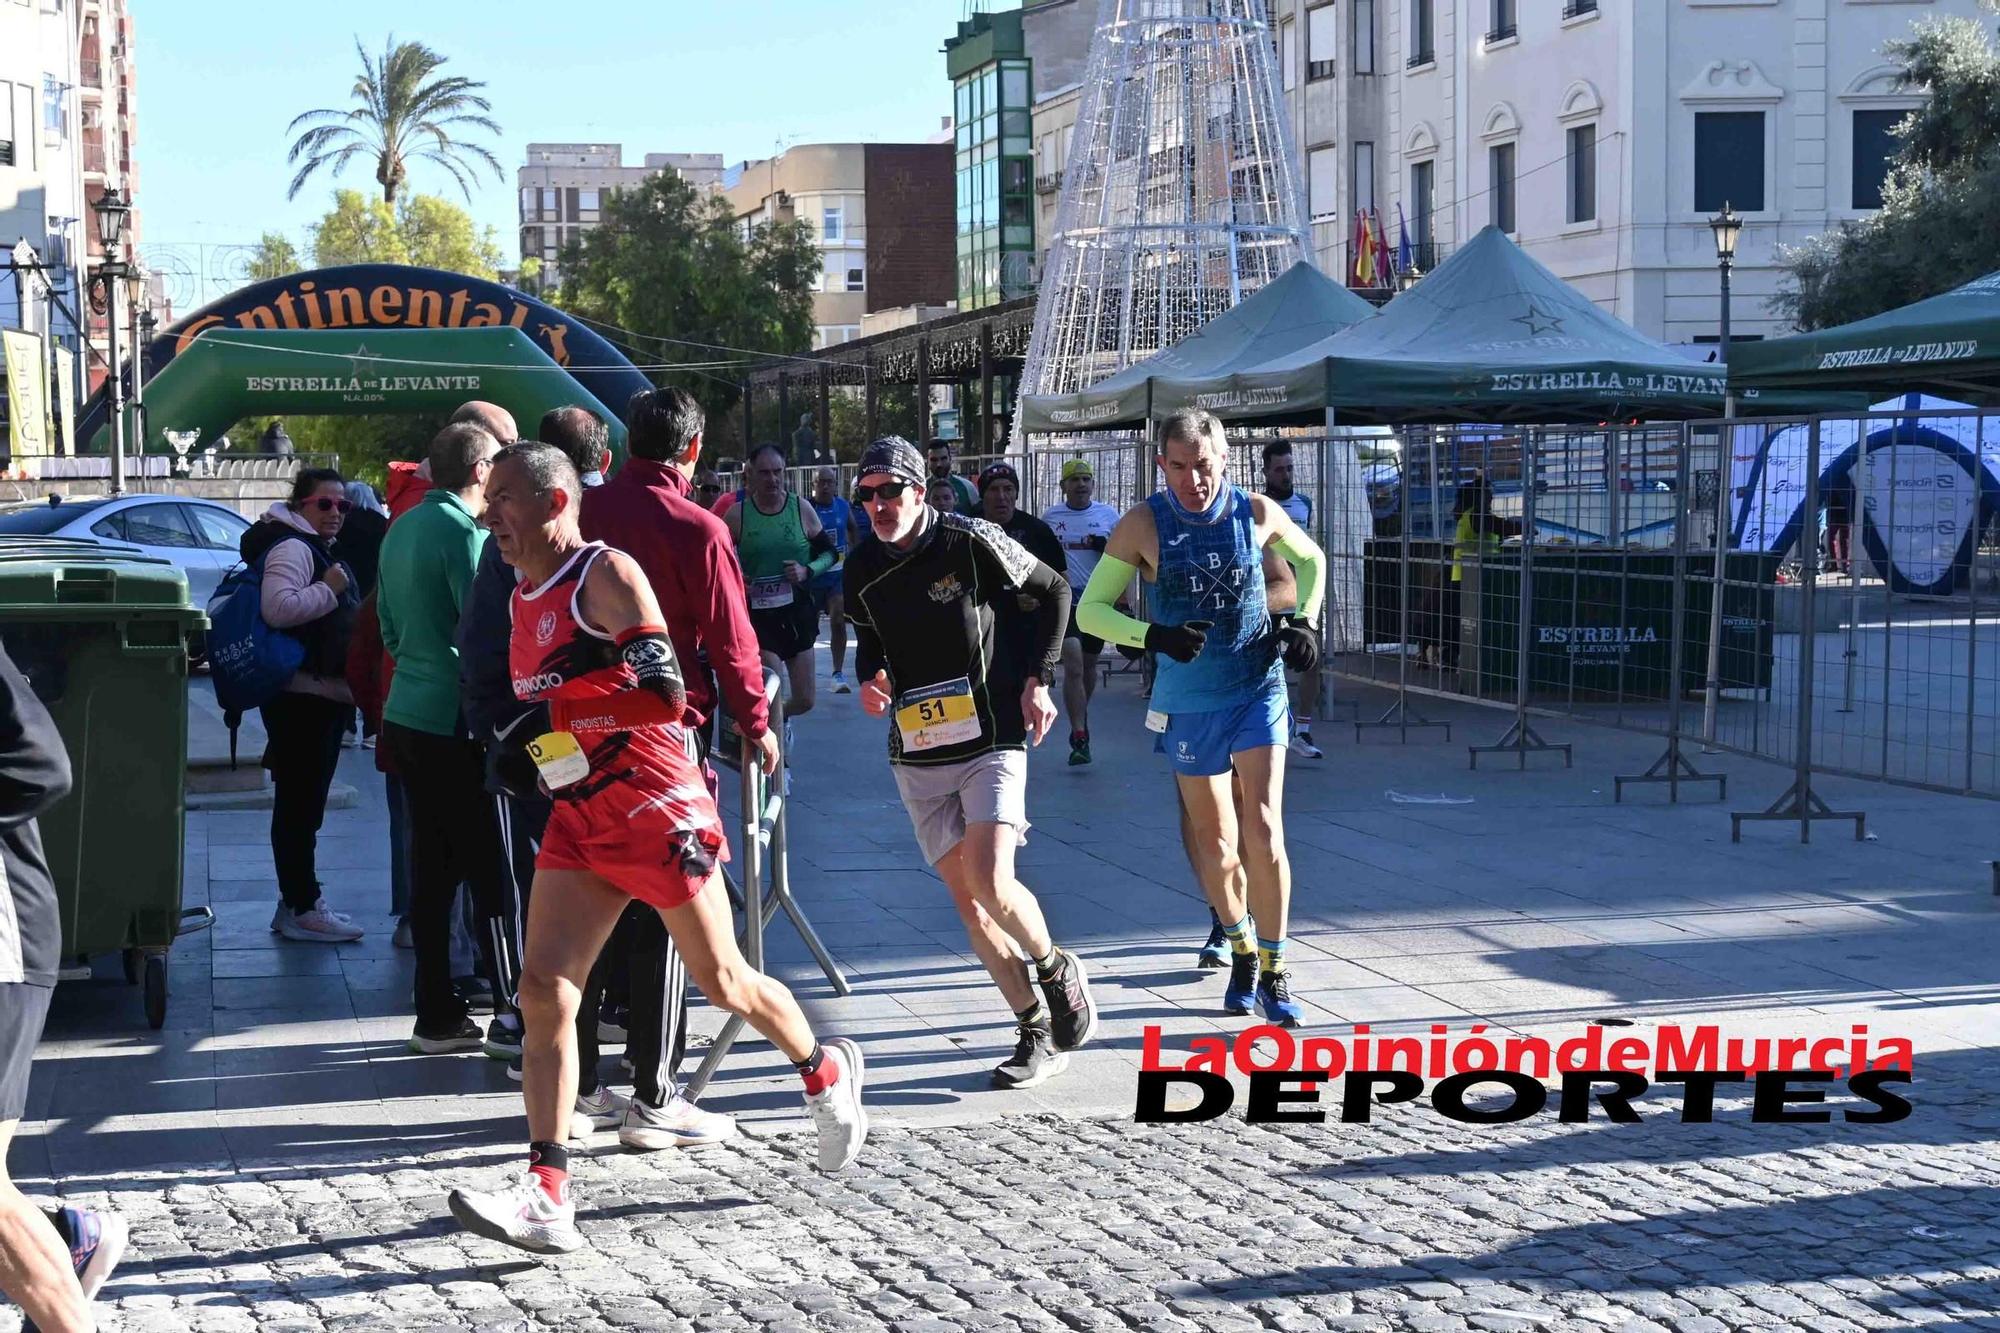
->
<box><xmin>0</xmin><ymin>641</ymin><xmax>127</xmax><ymax>1331</ymax></box>
<box><xmin>724</xmin><ymin>444</ymin><xmax>837</xmax><ymax>731</ymax></box>
<box><xmin>1041</xmin><ymin>459</ymin><xmax>1121</xmax><ymax>765</ymax></box>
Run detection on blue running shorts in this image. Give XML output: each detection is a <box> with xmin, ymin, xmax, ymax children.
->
<box><xmin>1151</xmin><ymin>678</ymin><xmax>1291</xmax><ymax>777</ymax></box>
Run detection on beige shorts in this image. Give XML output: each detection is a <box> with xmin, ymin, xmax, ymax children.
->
<box><xmin>891</xmin><ymin>748</ymin><xmax>1030</xmax><ymax>865</ymax></box>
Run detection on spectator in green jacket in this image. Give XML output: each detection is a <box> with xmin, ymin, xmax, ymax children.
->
<box><xmin>377</xmin><ymin>419</ymin><xmax>511</xmax><ymax>1057</ymax></box>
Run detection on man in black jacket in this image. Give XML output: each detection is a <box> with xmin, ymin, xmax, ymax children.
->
<box><xmin>0</xmin><ymin>640</ymin><xmax>126</xmax><ymax>1332</ymax></box>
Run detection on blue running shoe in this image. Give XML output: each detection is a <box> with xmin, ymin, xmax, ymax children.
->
<box><xmin>25</xmin><ymin>1206</ymin><xmax>127</xmax><ymax>1333</ymax></box>
<box><xmin>1197</xmin><ymin>922</ymin><xmax>1228</xmax><ymax>970</ymax></box>
<box><xmin>1257</xmin><ymin>970</ymin><xmax>1304</xmax><ymax>1028</ymax></box>
<box><xmin>1223</xmin><ymin>952</ymin><xmax>1257</xmax><ymax>1015</ymax></box>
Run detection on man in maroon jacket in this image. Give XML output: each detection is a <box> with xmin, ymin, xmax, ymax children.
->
<box><xmin>576</xmin><ymin>386</ymin><xmax>780</xmax><ymax>1149</ymax></box>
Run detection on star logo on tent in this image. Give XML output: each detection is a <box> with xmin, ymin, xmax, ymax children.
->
<box><xmin>347</xmin><ymin>343</ymin><xmax>383</xmax><ymax>386</ymax></box>
<box><xmin>1514</xmin><ymin>301</ymin><xmax>1566</xmax><ymax>337</ymax></box>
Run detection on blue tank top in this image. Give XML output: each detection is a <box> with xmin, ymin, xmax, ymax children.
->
<box><xmin>1147</xmin><ymin>486</ymin><xmax>1281</xmax><ymax>712</ymax></box>
<box><xmin>812</xmin><ymin>496</ymin><xmax>852</xmax><ymax>555</ymax></box>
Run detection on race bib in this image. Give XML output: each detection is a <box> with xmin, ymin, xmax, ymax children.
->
<box><xmin>526</xmin><ymin>731</ymin><xmax>590</xmax><ymax>790</ymax></box>
<box><xmin>1145</xmin><ymin>709</ymin><xmax>1169</xmax><ymax>734</ymax></box>
<box><xmin>895</xmin><ymin>677</ymin><xmax>981</xmax><ymax>752</ymax></box>
<box><xmin>748</xmin><ymin>575</ymin><xmax>794</xmax><ymax>610</ymax></box>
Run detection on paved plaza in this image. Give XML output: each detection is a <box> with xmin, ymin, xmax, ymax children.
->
<box><xmin>10</xmin><ymin>650</ymin><xmax>2000</xmax><ymax>1331</ymax></box>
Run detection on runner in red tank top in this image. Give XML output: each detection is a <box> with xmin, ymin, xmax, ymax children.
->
<box><xmin>449</xmin><ymin>443</ymin><xmax>867</xmax><ymax>1257</ymax></box>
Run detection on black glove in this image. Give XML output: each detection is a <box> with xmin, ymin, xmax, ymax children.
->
<box><xmin>487</xmin><ymin>704</ymin><xmax>552</xmax><ymax>800</ymax></box>
<box><xmin>1086</xmin><ymin>534</ymin><xmax>1109</xmax><ymax>552</ymax></box>
<box><xmin>1145</xmin><ymin>621</ymin><xmax>1208</xmax><ymax>664</ymax></box>
<box><xmin>1275</xmin><ymin>616</ymin><xmax>1321</xmax><ymax>674</ymax></box>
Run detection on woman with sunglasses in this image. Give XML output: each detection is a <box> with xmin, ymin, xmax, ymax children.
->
<box><xmin>240</xmin><ymin>466</ymin><xmax>366</xmax><ymax>943</ymax></box>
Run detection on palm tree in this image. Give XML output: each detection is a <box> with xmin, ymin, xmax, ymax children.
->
<box><xmin>285</xmin><ymin>37</ymin><xmax>502</xmax><ymax>205</ymax></box>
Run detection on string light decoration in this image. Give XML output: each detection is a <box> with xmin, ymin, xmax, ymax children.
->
<box><xmin>1014</xmin><ymin>0</ymin><xmax>1309</xmax><ymax>446</ymax></box>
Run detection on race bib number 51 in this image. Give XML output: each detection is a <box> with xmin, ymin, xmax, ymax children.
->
<box><xmin>895</xmin><ymin>677</ymin><xmax>980</xmax><ymax>752</ymax></box>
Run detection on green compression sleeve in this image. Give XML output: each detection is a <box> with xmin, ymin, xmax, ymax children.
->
<box><xmin>1076</xmin><ymin>554</ymin><xmax>1151</xmax><ymax>650</ymax></box>
<box><xmin>806</xmin><ymin>550</ymin><xmax>837</xmax><ymax>577</ymax></box>
<box><xmin>1271</xmin><ymin>526</ymin><xmax>1326</xmax><ymax>625</ymax></box>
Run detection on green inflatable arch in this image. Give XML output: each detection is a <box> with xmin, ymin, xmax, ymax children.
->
<box><xmin>107</xmin><ymin>326</ymin><xmax>627</xmax><ymax>464</ymax></box>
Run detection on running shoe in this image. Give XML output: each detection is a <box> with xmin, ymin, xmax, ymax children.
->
<box><xmin>482</xmin><ymin>1017</ymin><xmax>523</xmax><ymax>1061</ymax></box>
<box><xmin>274</xmin><ymin>906</ymin><xmax>363</xmax><ymax>943</ymax></box>
<box><xmin>408</xmin><ymin>1017</ymin><xmax>484</xmax><ymax>1055</ymax></box>
<box><xmin>391</xmin><ymin>917</ymin><xmax>414</xmax><ymax>950</ymax></box>
<box><xmin>1257</xmin><ymin>970</ymin><xmax>1304</xmax><ymax>1028</ymax></box>
<box><xmin>340</xmin><ymin>731</ymin><xmax>358</xmax><ymax>749</ymax></box>
<box><xmin>620</xmin><ymin>1090</ymin><xmax>736</xmax><ymax>1151</ymax></box>
<box><xmin>1067</xmin><ymin>731</ymin><xmax>1091</xmax><ymax>766</ymax></box>
<box><xmin>597</xmin><ymin>1003</ymin><xmax>629</xmax><ymax>1044</ymax></box>
<box><xmin>832</xmin><ymin>670</ymin><xmax>851</xmax><ymax>694</ymax></box>
<box><xmin>455</xmin><ymin>975</ymin><xmax>495</xmax><ymax>1013</ymax></box>
<box><xmin>1038</xmin><ymin>949</ymin><xmax>1098</xmax><ymax>1051</ymax></box>
<box><xmin>571</xmin><ymin>1086</ymin><xmax>631</xmax><ymax>1140</ymax></box>
<box><xmin>55</xmin><ymin>1204</ymin><xmax>127</xmax><ymax>1302</ymax></box>
<box><xmin>1289</xmin><ymin>730</ymin><xmax>1324</xmax><ymax>759</ymax></box>
<box><xmin>992</xmin><ymin>1021</ymin><xmax>1068</xmax><ymax>1089</ymax></box>
<box><xmin>804</xmin><ymin>1038</ymin><xmax>867</xmax><ymax>1173</ymax></box>
<box><xmin>1223</xmin><ymin>952</ymin><xmax>1258</xmax><ymax>1016</ymax></box>
<box><xmin>361</xmin><ymin>734</ymin><xmax>378</xmax><ymax>750</ymax></box>
<box><xmin>507</xmin><ymin>1055</ymin><xmax>524</xmax><ymax>1083</ymax></box>
<box><xmin>271</xmin><ymin>896</ymin><xmax>357</xmax><ymax>932</ymax></box>
<box><xmin>448</xmin><ymin>1175</ymin><xmax>583</xmax><ymax>1254</ymax></box>
<box><xmin>1197</xmin><ymin>922</ymin><xmax>1229</xmax><ymax>970</ymax></box>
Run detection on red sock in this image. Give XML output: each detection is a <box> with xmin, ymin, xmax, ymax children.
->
<box><xmin>529</xmin><ymin>1164</ymin><xmax>569</xmax><ymax>1205</ymax></box>
<box><xmin>797</xmin><ymin>1044</ymin><xmax>840</xmax><ymax>1096</ymax></box>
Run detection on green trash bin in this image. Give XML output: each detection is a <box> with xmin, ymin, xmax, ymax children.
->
<box><xmin>0</xmin><ymin>537</ymin><xmax>210</xmax><ymax>1029</ymax></box>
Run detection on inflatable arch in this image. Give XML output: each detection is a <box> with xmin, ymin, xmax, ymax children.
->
<box><xmin>81</xmin><ymin>263</ymin><xmax>652</xmax><ymax>455</ymax></box>
<box><xmin>1732</xmin><ymin>394</ymin><xmax>2000</xmax><ymax>595</ymax></box>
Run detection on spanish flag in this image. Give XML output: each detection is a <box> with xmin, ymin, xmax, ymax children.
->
<box><xmin>1355</xmin><ymin>209</ymin><xmax>1379</xmax><ymax>287</ymax></box>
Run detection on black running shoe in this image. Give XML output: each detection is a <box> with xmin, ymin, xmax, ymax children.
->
<box><xmin>1197</xmin><ymin>922</ymin><xmax>1228</xmax><ymax>969</ymax></box>
<box><xmin>993</xmin><ymin>1021</ymin><xmax>1069</xmax><ymax>1089</ymax></box>
<box><xmin>1224</xmin><ymin>952</ymin><xmax>1257</xmax><ymax>1015</ymax></box>
<box><xmin>1038</xmin><ymin>949</ymin><xmax>1098</xmax><ymax>1051</ymax></box>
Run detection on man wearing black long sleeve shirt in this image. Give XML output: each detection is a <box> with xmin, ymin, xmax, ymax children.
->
<box><xmin>0</xmin><ymin>639</ymin><xmax>128</xmax><ymax>1333</ymax></box>
<box><xmin>843</xmin><ymin>437</ymin><xmax>1095</xmax><ymax>1092</ymax></box>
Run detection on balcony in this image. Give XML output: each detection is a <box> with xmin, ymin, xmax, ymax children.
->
<box><xmin>82</xmin><ymin>137</ymin><xmax>107</xmax><ymax>176</ymax></box>
<box><xmin>1563</xmin><ymin>0</ymin><xmax>1597</xmax><ymax>15</ymax></box>
<box><xmin>1034</xmin><ymin>170</ymin><xmax>1062</xmax><ymax>195</ymax></box>
<box><xmin>1485</xmin><ymin>24</ymin><xmax>1517</xmax><ymax>44</ymax></box>
<box><xmin>1406</xmin><ymin>49</ymin><xmax>1435</xmax><ymax>69</ymax></box>
<box><xmin>80</xmin><ymin>56</ymin><xmax>102</xmax><ymax>87</ymax></box>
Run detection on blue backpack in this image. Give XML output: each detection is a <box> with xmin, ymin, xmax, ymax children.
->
<box><xmin>206</xmin><ymin>545</ymin><xmax>308</xmax><ymax>714</ymax></box>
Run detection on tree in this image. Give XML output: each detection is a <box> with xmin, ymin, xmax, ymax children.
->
<box><xmin>306</xmin><ymin>189</ymin><xmax>501</xmax><ymax>277</ymax></box>
<box><xmin>285</xmin><ymin>36</ymin><xmax>501</xmax><ymax>205</ymax></box>
<box><xmin>1776</xmin><ymin>4</ymin><xmax>2000</xmax><ymax>330</ymax></box>
<box><xmin>247</xmin><ymin>232</ymin><xmax>301</xmax><ymax>282</ymax></box>
<box><xmin>551</xmin><ymin>172</ymin><xmax>821</xmax><ymax>421</ymax></box>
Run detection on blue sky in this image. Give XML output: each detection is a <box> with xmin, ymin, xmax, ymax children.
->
<box><xmin>133</xmin><ymin>0</ymin><xmax>955</xmax><ymax>260</ymax></box>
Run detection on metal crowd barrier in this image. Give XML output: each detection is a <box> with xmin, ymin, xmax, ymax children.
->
<box><xmin>683</xmin><ymin>669</ymin><xmax>851</xmax><ymax>1101</ymax></box>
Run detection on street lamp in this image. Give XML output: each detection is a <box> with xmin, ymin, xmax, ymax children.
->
<box><xmin>1708</xmin><ymin>202</ymin><xmax>1741</xmax><ymax>364</ymax></box>
<box><xmin>1699</xmin><ymin>200</ymin><xmax>1743</xmax><ymax>752</ymax></box>
<box><xmin>92</xmin><ymin>188</ymin><xmax>134</xmax><ymax>495</ymax></box>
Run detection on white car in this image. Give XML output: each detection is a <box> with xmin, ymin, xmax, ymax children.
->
<box><xmin>0</xmin><ymin>494</ymin><xmax>254</xmax><ymax>605</ymax></box>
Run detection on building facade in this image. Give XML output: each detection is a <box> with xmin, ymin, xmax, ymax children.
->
<box><xmin>719</xmin><ymin>142</ymin><xmax>954</xmax><ymax>349</ymax></box>
<box><xmin>1266</xmin><ymin>0</ymin><xmax>1987</xmax><ymax>343</ymax></box>
<box><xmin>517</xmin><ymin>144</ymin><xmax>725</xmax><ymax>290</ymax></box>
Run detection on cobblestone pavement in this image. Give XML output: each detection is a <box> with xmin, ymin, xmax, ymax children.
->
<box><xmin>26</xmin><ymin>1059</ymin><xmax>2000</xmax><ymax>1333</ymax></box>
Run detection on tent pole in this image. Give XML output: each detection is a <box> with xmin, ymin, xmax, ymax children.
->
<box><xmin>1356</xmin><ymin>410</ymin><xmax>1446</xmax><ymax>743</ymax></box>
<box><xmin>1841</xmin><ymin>412</ymin><xmax>1867</xmax><ymax>712</ymax></box>
<box><xmin>1471</xmin><ymin>424</ymin><xmax>1571</xmax><ymax>769</ymax></box>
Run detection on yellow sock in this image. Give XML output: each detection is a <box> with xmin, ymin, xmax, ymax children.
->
<box><xmin>1257</xmin><ymin>937</ymin><xmax>1287</xmax><ymax>974</ymax></box>
<box><xmin>1221</xmin><ymin>916</ymin><xmax>1255</xmax><ymax>956</ymax></box>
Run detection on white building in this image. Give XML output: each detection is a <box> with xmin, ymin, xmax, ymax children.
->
<box><xmin>1</xmin><ymin>0</ymin><xmax>88</xmax><ymax>340</ymax></box>
<box><xmin>1265</xmin><ymin>0</ymin><xmax>1985</xmax><ymax>344</ymax></box>
<box><xmin>518</xmin><ymin>144</ymin><xmax>725</xmax><ymax>289</ymax></box>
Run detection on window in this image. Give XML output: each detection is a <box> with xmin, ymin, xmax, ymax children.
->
<box><xmin>1408</xmin><ymin>0</ymin><xmax>1434</xmax><ymax>66</ymax></box>
<box><xmin>41</xmin><ymin>75</ymin><xmax>64</xmax><ymax>142</ymax></box>
<box><xmin>822</xmin><ymin>205</ymin><xmax>844</xmax><ymax>243</ymax></box>
<box><xmin>1563</xmin><ymin>0</ymin><xmax>1597</xmax><ymax>16</ymax></box>
<box><xmin>98</xmin><ymin>504</ymin><xmax>198</xmax><ymax>549</ymax></box>
<box><xmin>1567</xmin><ymin>123</ymin><xmax>1597</xmax><ymax>223</ymax></box>
<box><xmin>846</xmin><ymin>267</ymin><xmax>865</xmax><ymax>292</ymax></box>
<box><xmin>519</xmin><ymin>186</ymin><xmax>538</xmax><ymax>220</ymax></box>
<box><xmin>578</xmin><ymin>188</ymin><xmax>600</xmax><ymax>222</ymax></box>
<box><xmin>1488</xmin><ymin>0</ymin><xmax>1515</xmax><ymax>41</ymax></box>
<box><xmin>1281</xmin><ymin>19</ymin><xmax>1297</xmax><ymax>90</ymax></box>
<box><xmin>1694</xmin><ymin>111</ymin><xmax>1765</xmax><ymax>212</ymax></box>
<box><xmin>1490</xmin><ymin>143</ymin><xmax>1516</xmax><ymax>233</ymax></box>
<box><xmin>1307</xmin><ymin>5</ymin><xmax>1338</xmax><ymax>82</ymax></box>
<box><xmin>1354</xmin><ymin>0</ymin><xmax>1375</xmax><ymax>73</ymax></box>
<box><xmin>187</xmin><ymin>505</ymin><xmax>249</xmax><ymax>552</ymax></box>
<box><xmin>0</xmin><ymin>81</ymin><xmax>12</xmax><ymax>166</ymax></box>
<box><xmin>1851</xmin><ymin>108</ymin><xmax>1902</xmax><ymax>211</ymax></box>
<box><xmin>540</xmin><ymin>187</ymin><xmax>558</xmax><ymax>214</ymax></box>
<box><xmin>1353</xmin><ymin>141</ymin><xmax>1376</xmax><ymax>214</ymax></box>
<box><xmin>1409</xmin><ymin>159</ymin><xmax>1435</xmax><ymax>250</ymax></box>
<box><xmin>1309</xmin><ymin>145</ymin><xmax>1340</xmax><ymax>216</ymax></box>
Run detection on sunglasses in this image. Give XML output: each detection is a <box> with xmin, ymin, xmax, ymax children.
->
<box><xmin>697</xmin><ymin>483</ymin><xmax>722</xmax><ymax>494</ymax></box>
<box><xmin>308</xmin><ymin>498</ymin><xmax>353</xmax><ymax>514</ymax></box>
<box><xmin>855</xmin><ymin>481</ymin><xmax>913</xmax><ymax>503</ymax></box>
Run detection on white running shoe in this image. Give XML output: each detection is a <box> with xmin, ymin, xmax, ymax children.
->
<box><xmin>276</xmin><ymin>907</ymin><xmax>363</xmax><ymax>943</ymax></box>
<box><xmin>340</xmin><ymin>731</ymin><xmax>358</xmax><ymax>749</ymax></box>
<box><xmin>448</xmin><ymin>1176</ymin><xmax>583</xmax><ymax>1254</ymax></box>
<box><xmin>571</xmin><ymin>1087</ymin><xmax>631</xmax><ymax>1141</ymax></box>
<box><xmin>832</xmin><ymin>670</ymin><xmax>851</xmax><ymax>694</ymax></box>
<box><xmin>392</xmin><ymin>917</ymin><xmax>414</xmax><ymax>950</ymax></box>
<box><xmin>804</xmin><ymin>1038</ymin><xmax>867</xmax><ymax>1173</ymax></box>
<box><xmin>1289</xmin><ymin>730</ymin><xmax>1324</xmax><ymax>759</ymax></box>
<box><xmin>619</xmin><ymin>1090</ymin><xmax>736</xmax><ymax>1151</ymax></box>
<box><xmin>271</xmin><ymin>898</ymin><xmax>357</xmax><ymax>933</ymax></box>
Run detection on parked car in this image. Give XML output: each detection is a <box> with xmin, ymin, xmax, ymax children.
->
<box><xmin>0</xmin><ymin>494</ymin><xmax>253</xmax><ymax>605</ymax></box>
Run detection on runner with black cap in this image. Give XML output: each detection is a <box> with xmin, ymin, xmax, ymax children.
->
<box><xmin>845</xmin><ymin>437</ymin><xmax>1097</xmax><ymax>1089</ymax></box>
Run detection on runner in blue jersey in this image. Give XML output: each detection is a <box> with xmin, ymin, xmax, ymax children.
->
<box><xmin>809</xmin><ymin>467</ymin><xmax>857</xmax><ymax>693</ymax></box>
<box><xmin>1076</xmin><ymin>409</ymin><xmax>1327</xmax><ymax>1027</ymax></box>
